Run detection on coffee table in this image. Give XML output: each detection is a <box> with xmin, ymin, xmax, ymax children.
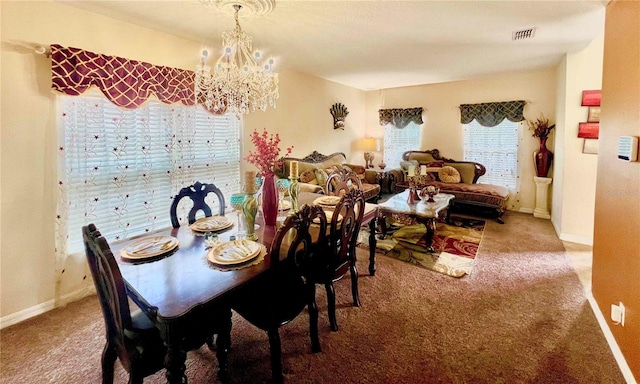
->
<box><xmin>378</xmin><ymin>190</ymin><xmax>454</xmax><ymax>253</ymax></box>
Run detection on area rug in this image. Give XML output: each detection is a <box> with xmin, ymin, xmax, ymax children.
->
<box><xmin>358</xmin><ymin>217</ymin><xmax>485</xmax><ymax>277</ymax></box>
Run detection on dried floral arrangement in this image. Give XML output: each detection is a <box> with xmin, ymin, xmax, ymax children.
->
<box><xmin>245</xmin><ymin>129</ymin><xmax>293</xmax><ymax>177</ymax></box>
<box><xmin>527</xmin><ymin>114</ymin><xmax>556</xmax><ymax>138</ymax></box>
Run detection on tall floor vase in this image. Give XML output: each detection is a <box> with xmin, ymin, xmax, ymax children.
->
<box><xmin>533</xmin><ymin>136</ymin><xmax>554</xmax><ymax>177</ymax></box>
<box><xmin>261</xmin><ymin>173</ymin><xmax>278</xmax><ymax>226</ymax></box>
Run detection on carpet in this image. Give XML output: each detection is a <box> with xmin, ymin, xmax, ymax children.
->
<box><xmin>359</xmin><ymin>216</ymin><xmax>485</xmax><ymax>277</ymax></box>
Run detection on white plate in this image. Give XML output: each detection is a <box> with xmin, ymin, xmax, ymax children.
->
<box><xmin>313</xmin><ymin>196</ymin><xmax>342</xmax><ymax>207</ymax></box>
<box><xmin>120</xmin><ymin>236</ymin><xmax>179</xmax><ymax>260</ymax></box>
<box><xmin>313</xmin><ymin>210</ymin><xmax>343</xmax><ymax>223</ymax></box>
<box><xmin>207</xmin><ymin>240</ymin><xmax>262</xmax><ymax>265</ymax></box>
<box><xmin>189</xmin><ymin>216</ymin><xmax>233</xmax><ymax>232</ymax></box>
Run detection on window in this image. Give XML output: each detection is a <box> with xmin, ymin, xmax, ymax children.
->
<box><xmin>383</xmin><ymin>122</ymin><xmax>421</xmax><ymax>166</ymax></box>
<box><xmin>58</xmin><ymin>93</ymin><xmax>241</xmax><ymax>253</ymax></box>
<box><xmin>463</xmin><ymin>119</ymin><xmax>519</xmax><ymax>190</ymax></box>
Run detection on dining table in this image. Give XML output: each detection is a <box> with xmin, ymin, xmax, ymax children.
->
<box><xmin>112</xmin><ymin>191</ymin><xmax>379</xmax><ymax>383</ymax></box>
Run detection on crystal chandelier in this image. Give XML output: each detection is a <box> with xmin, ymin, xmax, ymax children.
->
<box><xmin>195</xmin><ymin>4</ymin><xmax>279</xmax><ymax>115</ymax></box>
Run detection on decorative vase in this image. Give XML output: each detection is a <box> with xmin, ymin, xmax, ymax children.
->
<box><xmin>242</xmin><ymin>193</ymin><xmax>258</xmax><ymax>241</ymax></box>
<box><xmin>533</xmin><ymin>136</ymin><xmax>554</xmax><ymax>177</ymax></box>
<box><xmin>261</xmin><ymin>174</ymin><xmax>278</xmax><ymax>226</ymax></box>
<box><xmin>288</xmin><ymin>177</ymin><xmax>299</xmax><ymax>212</ymax></box>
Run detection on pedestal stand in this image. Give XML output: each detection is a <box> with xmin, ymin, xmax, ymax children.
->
<box><xmin>533</xmin><ymin>176</ymin><xmax>552</xmax><ymax>219</ymax></box>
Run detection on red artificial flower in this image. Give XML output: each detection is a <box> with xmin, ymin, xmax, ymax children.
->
<box><xmin>245</xmin><ymin>129</ymin><xmax>293</xmax><ymax>176</ymax></box>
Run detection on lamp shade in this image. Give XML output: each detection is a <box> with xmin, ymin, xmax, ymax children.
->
<box><xmin>362</xmin><ymin>138</ymin><xmax>381</xmax><ymax>152</ymax></box>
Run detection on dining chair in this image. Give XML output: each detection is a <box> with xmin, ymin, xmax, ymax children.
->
<box><xmin>231</xmin><ymin>204</ymin><xmax>329</xmax><ymax>384</ymax></box>
<box><xmin>321</xmin><ymin>188</ymin><xmax>366</xmax><ymax>331</ymax></box>
<box><xmin>169</xmin><ymin>181</ymin><xmax>225</xmax><ymax>228</ymax></box>
<box><xmin>325</xmin><ymin>168</ymin><xmax>363</xmax><ymax>197</ymax></box>
<box><xmin>83</xmin><ymin>224</ymin><xmax>231</xmax><ymax>384</ymax></box>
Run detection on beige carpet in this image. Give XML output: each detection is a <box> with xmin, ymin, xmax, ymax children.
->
<box><xmin>0</xmin><ymin>212</ymin><xmax>626</xmax><ymax>384</ymax></box>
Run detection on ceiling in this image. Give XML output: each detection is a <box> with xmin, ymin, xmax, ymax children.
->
<box><xmin>57</xmin><ymin>0</ymin><xmax>607</xmax><ymax>91</ymax></box>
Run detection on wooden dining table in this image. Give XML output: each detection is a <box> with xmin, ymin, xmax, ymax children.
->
<box><xmin>112</xmin><ymin>192</ymin><xmax>379</xmax><ymax>383</ymax></box>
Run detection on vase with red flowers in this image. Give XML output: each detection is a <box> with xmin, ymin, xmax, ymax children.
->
<box><xmin>527</xmin><ymin>114</ymin><xmax>555</xmax><ymax>178</ymax></box>
<box><xmin>245</xmin><ymin>128</ymin><xmax>293</xmax><ymax>226</ymax></box>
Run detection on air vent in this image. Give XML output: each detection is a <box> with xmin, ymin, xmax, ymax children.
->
<box><xmin>512</xmin><ymin>28</ymin><xmax>536</xmax><ymax>41</ymax></box>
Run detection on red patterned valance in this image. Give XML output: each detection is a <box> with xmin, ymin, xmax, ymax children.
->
<box><xmin>51</xmin><ymin>44</ymin><xmax>195</xmax><ymax>109</ymax></box>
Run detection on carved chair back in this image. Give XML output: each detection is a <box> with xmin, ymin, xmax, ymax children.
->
<box><xmin>83</xmin><ymin>224</ymin><xmax>133</xmax><ymax>357</ymax></box>
<box><xmin>325</xmin><ymin>168</ymin><xmax>363</xmax><ymax>197</ymax></box>
<box><xmin>169</xmin><ymin>181</ymin><xmax>225</xmax><ymax>228</ymax></box>
<box><xmin>328</xmin><ymin>189</ymin><xmax>365</xmax><ymax>277</ymax></box>
<box><xmin>231</xmin><ymin>204</ymin><xmax>328</xmax><ymax>383</ymax></box>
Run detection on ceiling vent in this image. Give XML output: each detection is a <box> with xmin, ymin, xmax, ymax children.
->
<box><xmin>512</xmin><ymin>28</ymin><xmax>536</xmax><ymax>41</ymax></box>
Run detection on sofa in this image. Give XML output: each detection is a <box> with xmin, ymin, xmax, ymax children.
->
<box><xmin>276</xmin><ymin>151</ymin><xmax>381</xmax><ymax>202</ymax></box>
<box><xmin>389</xmin><ymin>149</ymin><xmax>510</xmax><ymax>223</ymax></box>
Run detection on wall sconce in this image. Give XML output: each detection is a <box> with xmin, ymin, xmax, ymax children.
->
<box><xmin>361</xmin><ymin>137</ymin><xmax>381</xmax><ymax>169</ymax></box>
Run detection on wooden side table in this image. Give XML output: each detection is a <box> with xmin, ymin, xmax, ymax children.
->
<box><xmin>373</xmin><ymin>169</ymin><xmax>395</xmax><ymax>194</ymax></box>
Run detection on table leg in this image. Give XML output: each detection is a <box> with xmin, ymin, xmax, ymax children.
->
<box><xmin>216</xmin><ymin>308</ymin><xmax>232</xmax><ymax>383</ymax></box>
<box><xmin>164</xmin><ymin>341</ymin><xmax>187</xmax><ymax>384</ymax></box>
<box><xmin>368</xmin><ymin>216</ymin><xmax>377</xmax><ymax>276</ymax></box>
<box><xmin>387</xmin><ymin>172</ymin><xmax>396</xmax><ymax>194</ymax></box>
<box><xmin>416</xmin><ymin>217</ymin><xmax>437</xmax><ymax>253</ymax></box>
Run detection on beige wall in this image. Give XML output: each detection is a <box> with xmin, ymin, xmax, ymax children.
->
<box><xmin>365</xmin><ymin>70</ymin><xmax>557</xmax><ymax>212</ymax></box>
<box><xmin>552</xmin><ymin>33</ymin><xmax>604</xmax><ymax>245</ymax></box>
<box><xmin>245</xmin><ymin>71</ymin><xmax>366</xmax><ymax>166</ymax></box>
<box><xmin>0</xmin><ymin>1</ymin><xmax>365</xmax><ymax>321</ymax></box>
<box><xmin>593</xmin><ymin>1</ymin><xmax>640</xmax><ymax>380</ymax></box>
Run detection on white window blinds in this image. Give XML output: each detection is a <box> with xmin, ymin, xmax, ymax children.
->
<box><xmin>383</xmin><ymin>122</ymin><xmax>421</xmax><ymax>166</ymax></box>
<box><xmin>463</xmin><ymin>119</ymin><xmax>519</xmax><ymax>190</ymax></box>
<box><xmin>57</xmin><ymin>94</ymin><xmax>241</xmax><ymax>253</ymax></box>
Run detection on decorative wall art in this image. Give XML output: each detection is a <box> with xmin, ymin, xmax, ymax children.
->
<box><xmin>583</xmin><ymin>139</ymin><xmax>599</xmax><ymax>154</ymax></box>
<box><xmin>580</xmin><ymin>90</ymin><xmax>601</xmax><ymax>154</ymax></box>
<box><xmin>578</xmin><ymin>122</ymin><xmax>599</xmax><ymax>139</ymax></box>
<box><xmin>330</xmin><ymin>103</ymin><xmax>349</xmax><ymax>130</ymax></box>
<box><xmin>587</xmin><ymin>106</ymin><xmax>601</xmax><ymax>123</ymax></box>
<box><xmin>581</xmin><ymin>90</ymin><xmax>602</xmax><ymax>107</ymax></box>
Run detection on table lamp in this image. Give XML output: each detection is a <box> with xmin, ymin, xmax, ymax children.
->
<box><xmin>362</xmin><ymin>138</ymin><xmax>381</xmax><ymax>169</ymax></box>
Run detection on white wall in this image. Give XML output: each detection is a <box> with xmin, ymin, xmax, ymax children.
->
<box><xmin>552</xmin><ymin>33</ymin><xmax>604</xmax><ymax>246</ymax></box>
<box><xmin>0</xmin><ymin>1</ymin><xmax>365</xmax><ymax>323</ymax></box>
<box><xmin>365</xmin><ymin>69</ymin><xmax>557</xmax><ymax>212</ymax></box>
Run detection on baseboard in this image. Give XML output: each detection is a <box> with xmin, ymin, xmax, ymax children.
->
<box><xmin>0</xmin><ymin>286</ymin><xmax>95</xmax><ymax>330</ymax></box>
<box><xmin>559</xmin><ymin>232</ymin><xmax>593</xmax><ymax>246</ymax></box>
<box><xmin>587</xmin><ymin>293</ymin><xmax>637</xmax><ymax>384</ymax></box>
<box><xmin>518</xmin><ymin>207</ymin><xmax>533</xmax><ymax>214</ymax></box>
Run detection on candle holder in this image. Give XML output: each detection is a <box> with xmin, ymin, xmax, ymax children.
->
<box><xmin>288</xmin><ymin>177</ymin><xmax>299</xmax><ymax>212</ymax></box>
<box><xmin>242</xmin><ymin>192</ymin><xmax>258</xmax><ymax>241</ymax></box>
<box><xmin>407</xmin><ymin>187</ymin><xmax>419</xmax><ymax>205</ymax></box>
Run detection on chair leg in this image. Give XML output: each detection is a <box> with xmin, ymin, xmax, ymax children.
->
<box><xmin>325</xmin><ymin>282</ymin><xmax>338</xmax><ymax>332</ymax></box>
<box><xmin>306</xmin><ymin>283</ymin><xmax>321</xmax><ymax>353</ymax></box>
<box><xmin>101</xmin><ymin>342</ymin><xmax>117</xmax><ymax>384</ymax></box>
<box><xmin>267</xmin><ymin>329</ymin><xmax>284</xmax><ymax>384</ymax></box>
<box><xmin>216</xmin><ymin>308</ymin><xmax>232</xmax><ymax>383</ymax></box>
<box><xmin>349</xmin><ymin>260</ymin><xmax>360</xmax><ymax>307</ymax></box>
<box><xmin>128</xmin><ymin>373</ymin><xmax>144</xmax><ymax>384</ymax></box>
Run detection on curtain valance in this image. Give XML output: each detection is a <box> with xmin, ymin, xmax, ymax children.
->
<box><xmin>459</xmin><ymin>100</ymin><xmax>525</xmax><ymax>127</ymax></box>
<box><xmin>379</xmin><ymin>107</ymin><xmax>424</xmax><ymax>129</ymax></box>
<box><xmin>51</xmin><ymin>44</ymin><xmax>196</xmax><ymax>109</ymax></box>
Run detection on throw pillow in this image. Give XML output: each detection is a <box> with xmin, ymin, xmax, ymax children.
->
<box><xmin>299</xmin><ymin>170</ymin><xmax>317</xmax><ymax>184</ymax></box>
<box><xmin>438</xmin><ymin>166</ymin><xmax>461</xmax><ymax>184</ymax></box>
<box><xmin>314</xmin><ymin>168</ymin><xmax>330</xmax><ymax>187</ymax></box>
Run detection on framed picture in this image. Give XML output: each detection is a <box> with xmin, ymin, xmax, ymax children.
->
<box><xmin>581</xmin><ymin>90</ymin><xmax>601</xmax><ymax>106</ymax></box>
<box><xmin>583</xmin><ymin>139</ymin><xmax>599</xmax><ymax>154</ymax></box>
<box><xmin>578</xmin><ymin>122</ymin><xmax>599</xmax><ymax>139</ymax></box>
<box><xmin>587</xmin><ymin>107</ymin><xmax>600</xmax><ymax>122</ymax></box>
